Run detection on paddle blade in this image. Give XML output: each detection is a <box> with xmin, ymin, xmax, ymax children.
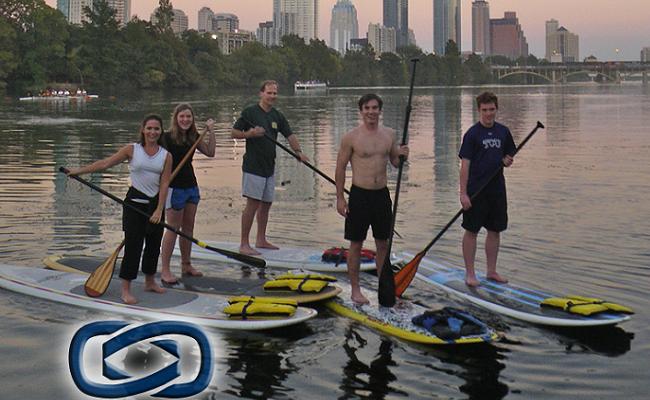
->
<box><xmin>394</xmin><ymin>251</ymin><xmax>425</xmax><ymax>297</ymax></box>
<box><xmin>378</xmin><ymin>257</ymin><xmax>396</xmax><ymax>307</ymax></box>
<box><xmin>84</xmin><ymin>241</ymin><xmax>124</xmax><ymax>297</ymax></box>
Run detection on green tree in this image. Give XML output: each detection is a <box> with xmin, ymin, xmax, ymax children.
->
<box><xmin>0</xmin><ymin>19</ymin><xmax>18</xmax><ymax>89</ymax></box>
<box><xmin>229</xmin><ymin>41</ymin><xmax>286</xmax><ymax>87</ymax></box>
<box><xmin>10</xmin><ymin>4</ymin><xmax>69</xmax><ymax>91</ymax></box>
<box><xmin>338</xmin><ymin>45</ymin><xmax>377</xmax><ymax>86</ymax></box>
<box><xmin>463</xmin><ymin>54</ymin><xmax>492</xmax><ymax>84</ymax></box>
<box><xmin>154</xmin><ymin>0</ymin><xmax>174</xmax><ymax>34</ymax></box>
<box><xmin>441</xmin><ymin>40</ymin><xmax>463</xmax><ymax>85</ymax></box>
<box><xmin>378</xmin><ymin>52</ymin><xmax>406</xmax><ymax>86</ymax></box>
<box><xmin>181</xmin><ymin>30</ymin><xmax>224</xmax><ymax>86</ymax></box>
<box><xmin>73</xmin><ymin>0</ymin><xmax>123</xmax><ymax>89</ymax></box>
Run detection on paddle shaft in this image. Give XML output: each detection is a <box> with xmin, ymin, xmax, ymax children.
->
<box><xmin>419</xmin><ymin>120</ymin><xmax>545</xmax><ymax>257</ymax></box>
<box><xmin>60</xmin><ymin>167</ymin><xmax>266</xmax><ymax>268</ymax></box>
<box><xmin>378</xmin><ymin>58</ymin><xmax>419</xmax><ymax>307</ymax></box>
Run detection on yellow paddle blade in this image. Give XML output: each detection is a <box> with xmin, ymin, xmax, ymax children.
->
<box><xmin>394</xmin><ymin>252</ymin><xmax>424</xmax><ymax>297</ymax></box>
<box><xmin>84</xmin><ymin>240</ymin><xmax>124</xmax><ymax>297</ymax></box>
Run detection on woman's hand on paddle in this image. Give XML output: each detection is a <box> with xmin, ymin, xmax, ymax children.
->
<box><xmin>149</xmin><ymin>208</ymin><xmax>163</xmax><ymax>224</ymax></box>
<box><xmin>460</xmin><ymin>193</ymin><xmax>472</xmax><ymax>210</ymax></box>
<box><xmin>337</xmin><ymin>197</ymin><xmax>348</xmax><ymax>217</ymax></box>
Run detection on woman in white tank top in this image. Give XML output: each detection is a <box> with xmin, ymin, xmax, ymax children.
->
<box><xmin>67</xmin><ymin>115</ymin><xmax>173</xmax><ymax>304</ymax></box>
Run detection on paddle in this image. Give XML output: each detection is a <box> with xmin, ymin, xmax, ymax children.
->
<box><xmin>377</xmin><ymin>58</ymin><xmax>419</xmax><ymax>307</ymax></box>
<box><xmin>61</xmin><ymin>167</ymin><xmax>265</xmax><ymax>270</ymax></box>
<box><xmin>83</xmin><ymin>131</ymin><xmax>209</xmax><ymax>297</ymax></box>
<box><xmin>394</xmin><ymin>120</ymin><xmax>545</xmax><ymax>297</ymax></box>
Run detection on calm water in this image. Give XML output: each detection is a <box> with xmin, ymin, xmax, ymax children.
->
<box><xmin>0</xmin><ymin>84</ymin><xmax>649</xmax><ymax>399</ymax></box>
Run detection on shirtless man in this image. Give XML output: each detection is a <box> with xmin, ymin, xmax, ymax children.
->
<box><xmin>335</xmin><ymin>94</ymin><xmax>409</xmax><ymax>304</ymax></box>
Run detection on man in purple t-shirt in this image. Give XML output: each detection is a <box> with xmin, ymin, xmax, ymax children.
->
<box><xmin>458</xmin><ymin>92</ymin><xmax>516</xmax><ymax>287</ymax></box>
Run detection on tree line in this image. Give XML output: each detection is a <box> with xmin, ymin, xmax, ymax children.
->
<box><xmin>0</xmin><ymin>0</ymin><xmax>545</xmax><ymax>94</ymax></box>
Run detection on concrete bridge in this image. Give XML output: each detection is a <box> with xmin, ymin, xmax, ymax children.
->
<box><xmin>491</xmin><ymin>62</ymin><xmax>650</xmax><ymax>84</ymax></box>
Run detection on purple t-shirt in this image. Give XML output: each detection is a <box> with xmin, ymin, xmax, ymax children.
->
<box><xmin>458</xmin><ymin>121</ymin><xmax>516</xmax><ymax>195</ymax></box>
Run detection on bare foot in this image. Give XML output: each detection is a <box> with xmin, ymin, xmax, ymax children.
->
<box><xmin>465</xmin><ymin>275</ymin><xmax>480</xmax><ymax>287</ymax></box>
<box><xmin>240</xmin><ymin>244</ymin><xmax>261</xmax><ymax>255</ymax></box>
<box><xmin>181</xmin><ymin>263</ymin><xmax>203</xmax><ymax>277</ymax></box>
<box><xmin>486</xmin><ymin>273</ymin><xmax>508</xmax><ymax>284</ymax></box>
<box><xmin>121</xmin><ymin>293</ymin><xmax>137</xmax><ymax>305</ymax></box>
<box><xmin>145</xmin><ymin>283</ymin><xmax>166</xmax><ymax>294</ymax></box>
<box><xmin>256</xmin><ymin>240</ymin><xmax>279</xmax><ymax>250</ymax></box>
<box><xmin>351</xmin><ymin>292</ymin><xmax>370</xmax><ymax>305</ymax></box>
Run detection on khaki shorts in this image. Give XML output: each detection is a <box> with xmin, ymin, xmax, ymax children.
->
<box><xmin>242</xmin><ymin>172</ymin><xmax>275</xmax><ymax>202</ymax></box>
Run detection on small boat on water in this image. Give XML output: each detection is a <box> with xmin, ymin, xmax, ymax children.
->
<box><xmin>294</xmin><ymin>80</ymin><xmax>327</xmax><ymax>91</ymax></box>
<box><xmin>19</xmin><ymin>95</ymin><xmax>99</xmax><ymax>101</ymax></box>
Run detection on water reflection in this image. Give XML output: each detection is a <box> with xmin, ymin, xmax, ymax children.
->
<box><xmin>338</xmin><ymin>325</ymin><xmax>507</xmax><ymax>400</ymax></box>
<box><xmin>339</xmin><ymin>327</ymin><xmax>404</xmax><ymax>399</ymax></box>
<box><xmin>553</xmin><ymin>326</ymin><xmax>633</xmax><ymax>357</ymax></box>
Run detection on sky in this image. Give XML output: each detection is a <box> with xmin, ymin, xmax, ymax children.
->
<box><xmin>47</xmin><ymin>1</ymin><xmax>650</xmax><ymax>60</ymax></box>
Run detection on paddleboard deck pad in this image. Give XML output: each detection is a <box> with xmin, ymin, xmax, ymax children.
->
<box><xmin>325</xmin><ymin>282</ymin><xmax>497</xmax><ymax>345</ymax></box>
<box><xmin>175</xmin><ymin>241</ymin><xmax>403</xmax><ymax>272</ymax></box>
<box><xmin>0</xmin><ymin>264</ymin><xmax>317</xmax><ymax>330</ymax></box>
<box><xmin>43</xmin><ymin>255</ymin><xmax>342</xmax><ymax>304</ymax></box>
<box><xmin>406</xmin><ymin>253</ymin><xmax>631</xmax><ymax>327</ymax></box>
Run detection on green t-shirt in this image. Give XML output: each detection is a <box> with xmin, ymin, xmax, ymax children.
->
<box><xmin>233</xmin><ymin>104</ymin><xmax>293</xmax><ymax>177</ymax></box>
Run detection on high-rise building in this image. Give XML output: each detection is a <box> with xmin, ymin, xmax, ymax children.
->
<box><xmin>68</xmin><ymin>0</ymin><xmax>93</xmax><ymax>25</ymax></box>
<box><xmin>433</xmin><ymin>0</ymin><xmax>461</xmax><ymax>55</ymax></box>
<box><xmin>257</xmin><ymin>21</ymin><xmax>278</xmax><ymax>47</ymax></box>
<box><xmin>383</xmin><ymin>0</ymin><xmax>408</xmax><ymax>48</ymax></box>
<box><xmin>56</xmin><ymin>0</ymin><xmax>69</xmax><ymax>19</ymax></box>
<box><xmin>490</xmin><ymin>11</ymin><xmax>528</xmax><ymax>59</ymax></box>
<box><xmin>642</xmin><ymin>47</ymin><xmax>650</xmax><ymax>62</ymax></box>
<box><xmin>330</xmin><ymin>0</ymin><xmax>359</xmax><ymax>55</ymax></box>
<box><xmin>273</xmin><ymin>0</ymin><xmax>319</xmax><ymax>44</ymax></box>
<box><xmin>171</xmin><ymin>9</ymin><xmax>188</xmax><ymax>34</ymax></box>
<box><xmin>198</xmin><ymin>7</ymin><xmax>214</xmax><ymax>32</ymax></box>
<box><xmin>545</xmin><ymin>19</ymin><xmax>579</xmax><ymax>62</ymax></box>
<box><xmin>367</xmin><ymin>23</ymin><xmax>396</xmax><ymax>55</ymax></box>
<box><xmin>472</xmin><ymin>0</ymin><xmax>490</xmax><ymax>56</ymax></box>
<box><xmin>214</xmin><ymin>13</ymin><xmax>240</xmax><ymax>33</ymax></box>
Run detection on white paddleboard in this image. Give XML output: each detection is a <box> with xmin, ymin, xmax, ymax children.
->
<box><xmin>0</xmin><ymin>264</ymin><xmax>317</xmax><ymax>330</ymax></box>
<box><xmin>174</xmin><ymin>241</ymin><xmax>402</xmax><ymax>272</ymax></box>
<box><xmin>403</xmin><ymin>253</ymin><xmax>631</xmax><ymax>327</ymax></box>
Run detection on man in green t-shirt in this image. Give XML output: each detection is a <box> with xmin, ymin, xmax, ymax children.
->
<box><xmin>232</xmin><ymin>80</ymin><xmax>309</xmax><ymax>255</ymax></box>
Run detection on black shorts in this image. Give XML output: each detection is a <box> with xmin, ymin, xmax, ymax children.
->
<box><xmin>345</xmin><ymin>185</ymin><xmax>392</xmax><ymax>241</ymax></box>
<box><xmin>461</xmin><ymin>190</ymin><xmax>508</xmax><ymax>233</ymax></box>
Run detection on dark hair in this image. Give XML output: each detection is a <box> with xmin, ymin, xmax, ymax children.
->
<box><xmin>476</xmin><ymin>92</ymin><xmax>499</xmax><ymax>109</ymax></box>
<box><xmin>139</xmin><ymin>114</ymin><xmax>165</xmax><ymax>146</ymax></box>
<box><xmin>169</xmin><ymin>103</ymin><xmax>198</xmax><ymax>145</ymax></box>
<box><xmin>260</xmin><ymin>80</ymin><xmax>278</xmax><ymax>92</ymax></box>
<box><xmin>358</xmin><ymin>93</ymin><xmax>383</xmax><ymax>111</ymax></box>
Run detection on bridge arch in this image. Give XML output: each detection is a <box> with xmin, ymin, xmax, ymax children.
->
<box><xmin>496</xmin><ymin>71</ymin><xmax>553</xmax><ymax>83</ymax></box>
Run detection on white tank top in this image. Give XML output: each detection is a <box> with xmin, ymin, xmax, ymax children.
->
<box><xmin>129</xmin><ymin>143</ymin><xmax>168</xmax><ymax>198</ymax></box>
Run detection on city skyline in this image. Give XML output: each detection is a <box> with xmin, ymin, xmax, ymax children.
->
<box><xmin>45</xmin><ymin>0</ymin><xmax>649</xmax><ymax>60</ymax></box>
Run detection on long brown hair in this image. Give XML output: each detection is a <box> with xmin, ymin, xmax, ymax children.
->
<box><xmin>169</xmin><ymin>103</ymin><xmax>199</xmax><ymax>145</ymax></box>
